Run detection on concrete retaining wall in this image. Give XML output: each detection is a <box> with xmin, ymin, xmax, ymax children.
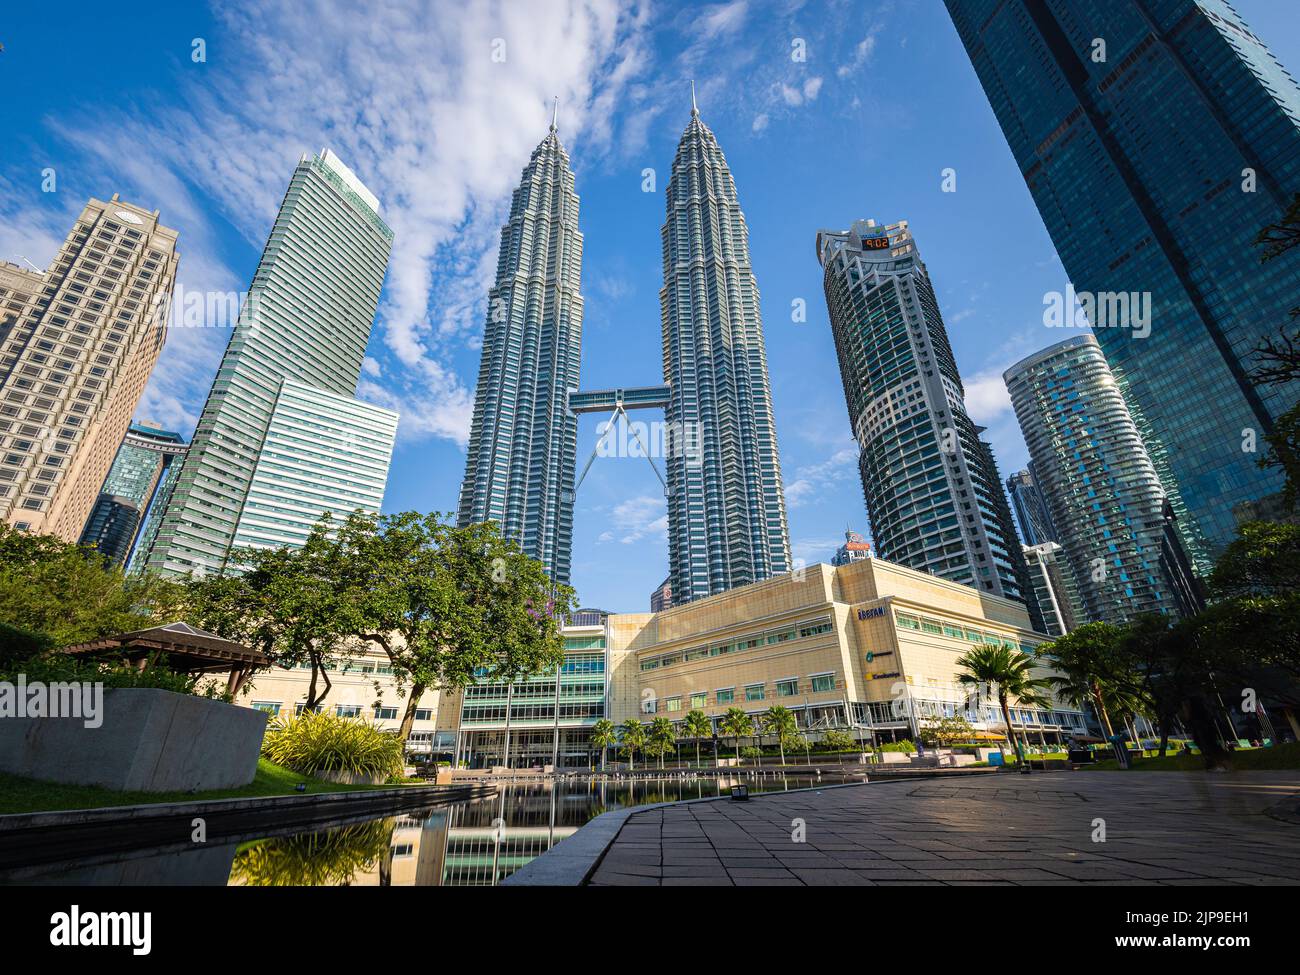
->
<box><xmin>0</xmin><ymin>687</ymin><xmax>268</xmax><ymax>792</ymax></box>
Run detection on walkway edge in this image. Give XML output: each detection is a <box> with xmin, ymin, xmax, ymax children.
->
<box><xmin>0</xmin><ymin>782</ymin><xmax>491</xmax><ymax>831</ymax></box>
<box><xmin>0</xmin><ymin>783</ymin><xmax>495</xmax><ymax>872</ymax></box>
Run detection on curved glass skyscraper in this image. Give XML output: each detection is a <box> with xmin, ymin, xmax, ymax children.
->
<box><xmin>458</xmin><ymin>115</ymin><xmax>584</xmax><ymax>586</ymax></box>
<box><xmin>659</xmin><ymin>99</ymin><xmax>790</xmax><ymax>603</ymax></box>
<box><xmin>817</xmin><ymin>219</ymin><xmax>1033</xmax><ymax>611</ymax></box>
<box><xmin>1005</xmin><ymin>334</ymin><xmax>1180</xmax><ymax>623</ymax></box>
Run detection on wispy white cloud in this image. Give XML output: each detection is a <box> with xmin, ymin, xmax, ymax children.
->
<box><xmin>836</xmin><ymin>29</ymin><xmax>881</xmax><ymax>79</ymax></box>
<box><xmin>962</xmin><ymin>368</ymin><xmax>1013</xmax><ymax>423</ymax></box>
<box><xmin>597</xmin><ymin>494</ymin><xmax>668</xmax><ymax>544</ymax></box>
<box><xmin>31</xmin><ymin>0</ymin><xmax>652</xmax><ymax>449</ymax></box>
<box><xmin>785</xmin><ymin>441</ymin><xmax>858</xmax><ymax>508</ymax></box>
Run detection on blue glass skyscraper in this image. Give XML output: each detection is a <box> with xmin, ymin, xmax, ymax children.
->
<box><xmin>946</xmin><ymin>0</ymin><xmax>1300</xmax><ymax>567</ymax></box>
<box><xmin>80</xmin><ymin>420</ymin><xmax>187</xmax><ymax>567</ymax></box>
<box><xmin>1006</xmin><ymin>467</ymin><xmax>1058</xmax><ymax>546</ymax></box>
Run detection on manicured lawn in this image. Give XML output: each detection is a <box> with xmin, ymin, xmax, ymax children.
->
<box><xmin>0</xmin><ymin>759</ymin><xmax>403</xmax><ymax>815</ymax></box>
<box><xmin>1082</xmin><ymin>741</ymin><xmax>1300</xmax><ymax>772</ymax></box>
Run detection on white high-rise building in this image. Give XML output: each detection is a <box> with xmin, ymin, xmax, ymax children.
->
<box><xmin>143</xmin><ymin>150</ymin><xmax>393</xmax><ymax>575</ymax></box>
<box><xmin>230</xmin><ymin>379</ymin><xmax>397</xmax><ymax>555</ymax></box>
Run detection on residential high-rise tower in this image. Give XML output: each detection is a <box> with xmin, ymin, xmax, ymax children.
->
<box><xmin>1005</xmin><ymin>334</ymin><xmax>1182</xmax><ymax>623</ymax></box>
<box><xmin>0</xmin><ymin>197</ymin><xmax>178</xmax><ymax>540</ymax></box>
<box><xmin>1022</xmin><ymin>541</ymin><xmax>1084</xmax><ymax>637</ymax></box>
<box><xmin>817</xmin><ymin>219</ymin><xmax>1034</xmax><ymax>611</ymax></box>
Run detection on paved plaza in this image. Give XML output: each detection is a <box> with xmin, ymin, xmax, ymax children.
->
<box><xmin>587</xmin><ymin>771</ymin><xmax>1300</xmax><ymax>886</ymax></box>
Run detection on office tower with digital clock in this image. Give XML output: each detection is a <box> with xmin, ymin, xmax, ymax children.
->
<box><xmin>817</xmin><ymin>219</ymin><xmax>1035</xmax><ymax>618</ymax></box>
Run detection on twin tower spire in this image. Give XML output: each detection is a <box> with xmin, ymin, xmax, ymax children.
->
<box><xmin>458</xmin><ymin>90</ymin><xmax>790</xmax><ymax>605</ymax></box>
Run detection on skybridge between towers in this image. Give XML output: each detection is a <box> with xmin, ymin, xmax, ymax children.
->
<box><xmin>568</xmin><ymin>385</ymin><xmax>671</xmax><ymax>415</ymax></box>
<box><xmin>568</xmin><ymin>384</ymin><xmax>673</xmax><ymax>492</ymax></box>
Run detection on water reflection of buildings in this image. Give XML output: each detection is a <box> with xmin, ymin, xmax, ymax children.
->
<box><xmin>348</xmin><ymin>778</ymin><xmax>790</xmax><ymax>886</ymax></box>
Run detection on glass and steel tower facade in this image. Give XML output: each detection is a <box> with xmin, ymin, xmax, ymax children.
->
<box><xmin>1005</xmin><ymin>334</ymin><xmax>1181</xmax><ymax>624</ymax></box>
<box><xmin>660</xmin><ymin>100</ymin><xmax>791</xmax><ymax>603</ymax></box>
<box><xmin>1006</xmin><ymin>467</ymin><xmax>1059</xmax><ymax>546</ymax></box>
<box><xmin>817</xmin><ymin>219</ymin><xmax>1034</xmax><ymax>609</ymax></box>
<box><xmin>458</xmin><ymin>117</ymin><xmax>583</xmax><ymax>586</ymax></box>
<box><xmin>945</xmin><ymin>0</ymin><xmax>1300</xmax><ymax>565</ymax></box>
<box><xmin>80</xmin><ymin>420</ymin><xmax>186</xmax><ymax>566</ymax></box>
<box><xmin>143</xmin><ymin>150</ymin><xmax>392</xmax><ymax>576</ymax></box>
<box><xmin>229</xmin><ymin>379</ymin><xmax>397</xmax><ymax>556</ymax></box>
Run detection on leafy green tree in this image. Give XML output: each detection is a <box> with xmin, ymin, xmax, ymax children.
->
<box><xmin>920</xmin><ymin>714</ymin><xmax>977</xmax><ymax>748</ymax></box>
<box><xmin>762</xmin><ymin>705</ymin><xmax>798</xmax><ymax>765</ymax></box>
<box><xmin>0</xmin><ymin>524</ymin><xmax>182</xmax><ymax>648</ymax></box>
<box><xmin>820</xmin><ymin>728</ymin><xmax>855</xmax><ymax>753</ymax></box>
<box><xmin>0</xmin><ymin>621</ymin><xmax>53</xmax><ymax>667</ymax></box>
<box><xmin>1038</xmin><ymin>622</ymin><xmax>1137</xmax><ymax>740</ymax></box>
<box><xmin>955</xmin><ymin>644</ymin><xmax>1054</xmax><ymax>767</ymax></box>
<box><xmin>681</xmin><ymin>709</ymin><xmax>712</xmax><ymax>766</ymax></box>
<box><xmin>591</xmin><ymin>718</ymin><xmax>617</xmax><ymax>771</ymax></box>
<box><xmin>1189</xmin><ymin>521</ymin><xmax>1300</xmax><ymax>762</ymax></box>
<box><xmin>186</xmin><ymin>522</ymin><xmax>349</xmax><ymax>710</ymax></box>
<box><xmin>1209</xmin><ymin>521</ymin><xmax>1300</xmax><ymax>602</ymax></box>
<box><xmin>1254</xmin><ymin>191</ymin><xmax>1300</xmax><ymax>261</ymax></box>
<box><xmin>333</xmin><ymin>512</ymin><xmax>575</xmax><ymax>742</ymax></box>
<box><xmin>619</xmin><ymin>718</ymin><xmax>646</xmax><ymax>770</ymax></box>
<box><xmin>648</xmin><ymin>717</ymin><xmax>675</xmax><ymax>770</ymax></box>
<box><xmin>719</xmin><ymin>707</ymin><xmax>753</xmax><ymax>763</ymax></box>
<box><xmin>1250</xmin><ymin>195</ymin><xmax>1300</xmax><ymax>511</ymax></box>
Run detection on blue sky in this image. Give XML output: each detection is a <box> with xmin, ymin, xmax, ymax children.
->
<box><xmin>3</xmin><ymin>0</ymin><xmax>1298</xmax><ymax>612</ymax></box>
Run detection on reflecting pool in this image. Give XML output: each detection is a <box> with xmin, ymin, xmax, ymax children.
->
<box><xmin>3</xmin><ymin>770</ymin><xmax>866</xmax><ymax>886</ymax></box>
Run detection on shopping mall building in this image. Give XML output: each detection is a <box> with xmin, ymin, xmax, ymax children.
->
<box><xmin>435</xmin><ymin>556</ymin><xmax>1090</xmax><ymax>768</ymax></box>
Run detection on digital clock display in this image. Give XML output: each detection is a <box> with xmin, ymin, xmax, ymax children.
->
<box><xmin>861</xmin><ymin>235</ymin><xmax>891</xmax><ymax>250</ymax></box>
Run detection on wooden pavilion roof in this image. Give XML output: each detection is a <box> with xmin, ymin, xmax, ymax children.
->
<box><xmin>62</xmin><ymin>621</ymin><xmax>270</xmax><ymax>673</ymax></box>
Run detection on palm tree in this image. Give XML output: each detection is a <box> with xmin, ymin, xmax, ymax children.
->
<box><xmin>681</xmin><ymin>709</ymin><xmax>712</xmax><ymax>767</ymax></box>
<box><xmin>763</xmin><ymin>705</ymin><xmax>798</xmax><ymax>765</ymax></box>
<box><xmin>1038</xmin><ymin>622</ymin><xmax>1130</xmax><ymax>739</ymax></box>
<box><xmin>956</xmin><ymin>644</ymin><xmax>1054</xmax><ymax>768</ymax></box>
<box><xmin>619</xmin><ymin>718</ymin><xmax>646</xmax><ymax>771</ymax></box>
<box><xmin>591</xmin><ymin>718</ymin><xmax>617</xmax><ymax>771</ymax></box>
<box><xmin>719</xmin><ymin>707</ymin><xmax>753</xmax><ymax>763</ymax></box>
<box><xmin>648</xmin><ymin>717</ymin><xmax>675</xmax><ymax>770</ymax></box>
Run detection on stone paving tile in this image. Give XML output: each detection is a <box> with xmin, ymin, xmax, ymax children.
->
<box><xmin>586</xmin><ymin>770</ymin><xmax>1300</xmax><ymax>887</ymax></box>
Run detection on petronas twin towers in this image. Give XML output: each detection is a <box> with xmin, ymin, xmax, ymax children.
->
<box><xmin>459</xmin><ymin>96</ymin><xmax>790</xmax><ymax>602</ymax></box>
<box><xmin>458</xmin><ymin>111</ymin><xmax>583</xmax><ymax>585</ymax></box>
